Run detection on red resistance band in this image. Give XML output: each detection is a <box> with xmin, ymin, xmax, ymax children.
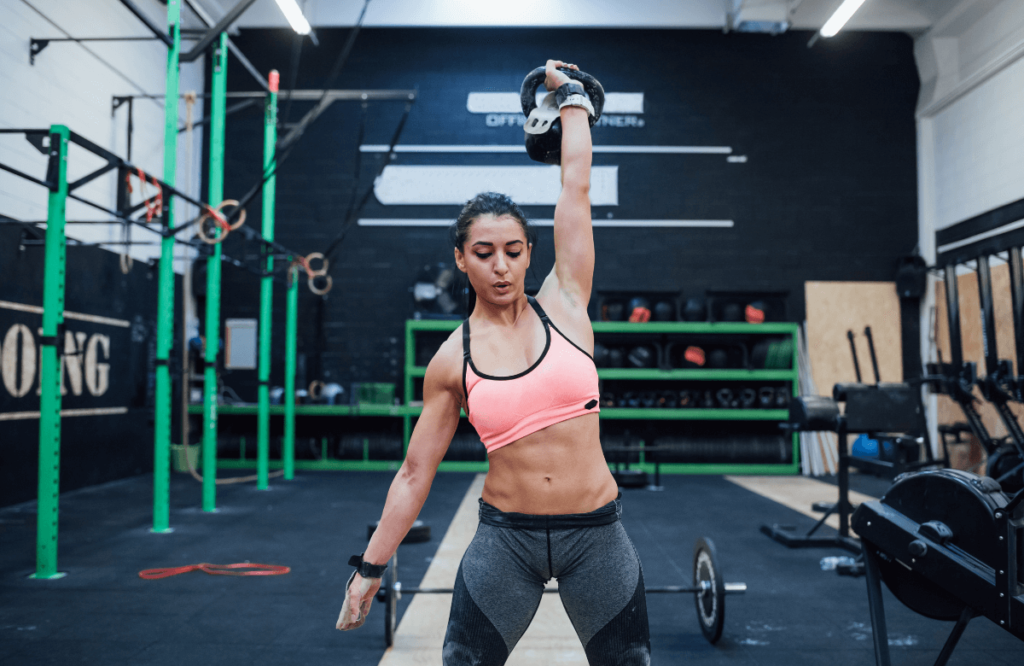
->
<box><xmin>125</xmin><ymin>168</ymin><xmax>163</xmax><ymax>222</ymax></box>
<box><xmin>139</xmin><ymin>562</ymin><xmax>291</xmax><ymax>580</ymax></box>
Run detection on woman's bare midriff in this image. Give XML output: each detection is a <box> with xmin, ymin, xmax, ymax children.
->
<box><xmin>480</xmin><ymin>412</ymin><xmax>618</xmax><ymax>515</ymax></box>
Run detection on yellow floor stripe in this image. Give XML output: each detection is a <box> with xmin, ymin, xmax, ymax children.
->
<box><xmin>379</xmin><ymin>474</ymin><xmax>588</xmax><ymax>665</ymax></box>
<box><xmin>725</xmin><ymin>475</ymin><xmax>878</xmax><ymax>536</ymax></box>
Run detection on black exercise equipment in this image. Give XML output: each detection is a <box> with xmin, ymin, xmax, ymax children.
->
<box><xmin>707</xmin><ymin>349</ymin><xmax>729</xmax><ymax>369</ymax></box>
<box><xmin>627</xmin><ymin>344</ymin><xmax>657</xmax><ymax>368</ymax></box>
<box><xmin>653</xmin><ymin>301</ymin><xmax>675</xmax><ymax>321</ymax></box>
<box><xmin>627</xmin><ymin>297</ymin><xmax>652</xmax><ymax>323</ymax></box>
<box><xmin>602</xmin><ymin>300</ymin><xmax>625</xmax><ymax>321</ymax></box>
<box><xmin>715</xmin><ymin>388</ymin><xmax>736</xmax><ymax>409</ymax></box>
<box><xmin>933</xmin><ymin>256</ymin><xmax>1024</xmax><ymax>490</ymax></box>
<box><xmin>607</xmin><ymin>347</ymin><xmax>625</xmax><ymax>368</ymax></box>
<box><xmin>520</xmin><ymin>66</ymin><xmax>605</xmax><ymax>165</ymax></box>
<box><xmin>682</xmin><ymin>297</ymin><xmax>706</xmax><ymax>322</ymax></box>
<box><xmin>720</xmin><ymin>303</ymin><xmax>743</xmax><ymax>322</ymax></box>
<box><xmin>853</xmin><ymin>469</ymin><xmax>1024</xmax><ymax>665</ymax></box>
<box><xmin>593</xmin><ymin>343</ymin><xmax>610</xmax><ymax>368</ymax></box>
<box><xmin>376</xmin><ymin>537</ymin><xmax>746</xmax><ymax>647</ymax></box>
<box><xmin>368</xmin><ymin>519</ymin><xmax>430</xmax><ymax>544</ymax></box>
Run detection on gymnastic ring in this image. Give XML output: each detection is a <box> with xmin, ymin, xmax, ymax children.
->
<box><xmin>286</xmin><ymin>261</ymin><xmax>303</xmax><ymax>286</ymax></box>
<box><xmin>120</xmin><ymin>252</ymin><xmax>133</xmax><ymax>274</ymax></box>
<box><xmin>308</xmin><ymin>273</ymin><xmax>333</xmax><ymax>296</ymax></box>
<box><xmin>217</xmin><ymin>199</ymin><xmax>247</xmax><ymax>231</ymax></box>
<box><xmin>197</xmin><ymin>208</ymin><xmax>230</xmax><ymax>245</ymax></box>
<box><xmin>308</xmin><ymin>380</ymin><xmax>324</xmax><ymax>401</ymax></box>
<box><xmin>303</xmin><ymin>252</ymin><xmax>329</xmax><ymax>277</ymax></box>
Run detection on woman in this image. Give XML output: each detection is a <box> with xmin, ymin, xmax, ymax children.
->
<box><xmin>337</xmin><ymin>59</ymin><xmax>651</xmax><ymax>665</ymax></box>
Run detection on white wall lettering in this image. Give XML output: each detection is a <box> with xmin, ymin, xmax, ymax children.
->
<box><xmin>2</xmin><ymin>324</ymin><xmax>36</xmax><ymax>398</ymax></box>
<box><xmin>84</xmin><ymin>334</ymin><xmax>110</xmax><ymax>397</ymax></box>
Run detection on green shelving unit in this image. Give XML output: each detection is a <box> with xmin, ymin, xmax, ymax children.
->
<box><xmin>404</xmin><ymin>319</ymin><xmax>801</xmax><ymax>475</ymax></box>
<box><xmin>196</xmin><ymin>319</ymin><xmax>799</xmax><ymax>475</ymax></box>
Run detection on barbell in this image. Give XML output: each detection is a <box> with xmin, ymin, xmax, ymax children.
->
<box><xmin>375</xmin><ymin>536</ymin><xmax>745</xmax><ymax>648</ymax></box>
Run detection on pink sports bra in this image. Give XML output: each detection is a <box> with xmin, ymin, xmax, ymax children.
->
<box><xmin>462</xmin><ymin>296</ymin><xmax>601</xmax><ymax>453</ymax></box>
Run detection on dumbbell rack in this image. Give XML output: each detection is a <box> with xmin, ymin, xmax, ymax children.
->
<box><xmin>404</xmin><ymin>319</ymin><xmax>800</xmax><ymax>475</ymax></box>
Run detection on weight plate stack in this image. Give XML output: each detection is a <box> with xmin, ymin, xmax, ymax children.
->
<box><xmin>693</xmin><ymin>537</ymin><xmax>726</xmax><ymax>644</ymax></box>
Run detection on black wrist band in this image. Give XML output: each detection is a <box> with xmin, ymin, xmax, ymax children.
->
<box><xmin>348</xmin><ymin>553</ymin><xmax>388</xmax><ymax>579</ymax></box>
<box><xmin>555</xmin><ymin>82</ymin><xmax>586</xmax><ymax>106</ymax></box>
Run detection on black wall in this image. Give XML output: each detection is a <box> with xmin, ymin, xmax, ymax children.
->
<box><xmin>0</xmin><ymin>227</ymin><xmax>179</xmax><ymax>507</ymax></box>
<box><xmin>213</xmin><ymin>28</ymin><xmax>919</xmax><ymax>398</ymax></box>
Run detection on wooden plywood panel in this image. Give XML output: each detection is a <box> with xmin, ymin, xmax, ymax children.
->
<box><xmin>933</xmin><ymin>263</ymin><xmax>1024</xmax><ymax>440</ymax></box>
<box><xmin>804</xmin><ymin>282</ymin><xmax>903</xmax><ymax>397</ymax></box>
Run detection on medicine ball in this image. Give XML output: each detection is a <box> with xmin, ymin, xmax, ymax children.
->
<box><xmin>627</xmin><ymin>297</ymin><xmax>652</xmax><ymax>323</ymax></box>
<box><xmin>679</xmin><ymin>345</ymin><xmax>706</xmax><ymax>368</ymax></box>
<box><xmin>745</xmin><ymin>301</ymin><xmax>766</xmax><ymax>324</ymax></box>
<box><xmin>653</xmin><ymin>301</ymin><xmax>675</xmax><ymax>321</ymax></box>
<box><xmin>608</xmin><ymin>347</ymin><xmax>625</xmax><ymax>368</ymax></box>
<box><xmin>682</xmin><ymin>297</ymin><xmax>706</xmax><ymax>322</ymax></box>
<box><xmin>721</xmin><ymin>303</ymin><xmax>743</xmax><ymax>322</ymax></box>
<box><xmin>627</xmin><ymin>345</ymin><xmax>656</xmax><ymax>368</ymax></box>
<box><xmin>602</xmin><ymin>301</ymin><xmax>625</xmax><ymax>321</ymax></box>
<box><xmin>707</xmin><ymin>349</ymin><xmax>729</xmax><ymax>369</ymax></box>
<box><xmin>593</xmin><ymin>343</ymin><xmax>610</xmax><ymax>368</ymax></box>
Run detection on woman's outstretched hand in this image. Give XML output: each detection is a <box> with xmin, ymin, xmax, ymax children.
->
<box><xmin>336</xmin><ymin>571</ymin><xmax>382</xmax><ymax>631</ymax></box>
<box><xmin>544</xmin><ymin>59</ymin><xmax>580</xmax><ymax>92</ymax></box>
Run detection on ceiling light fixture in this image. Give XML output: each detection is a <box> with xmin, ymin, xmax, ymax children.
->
<box><xmin>274</xmin><ymin>0</ymin><xmax>311</xmax><ymax>35</ymax></box>
<box><xmin>819</xmin><ymin>0</ymin><xmax>868</xmax><ymax>38</ymax></box>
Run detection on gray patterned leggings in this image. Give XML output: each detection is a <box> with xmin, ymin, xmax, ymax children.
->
<box><xmin>442</xmin><ymin>498</ymin><xmax>651</xmax><ymax>666</ymax></box>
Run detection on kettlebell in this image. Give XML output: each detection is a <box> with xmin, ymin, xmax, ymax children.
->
<box><xmin>682</xmin><ymin>297</ymin><xmax>706</xmax><ymax>322</ymax></box>
<box><xmin>520</xmin><ymin>66</ymin><xmax>606</xmax><ymax>165</ymax></box>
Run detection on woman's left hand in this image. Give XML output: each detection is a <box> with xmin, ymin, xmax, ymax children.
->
<box><xmin>544</xmin><ymin>59</ymin><xmax>580</xmax><ymax>92</ymax></box>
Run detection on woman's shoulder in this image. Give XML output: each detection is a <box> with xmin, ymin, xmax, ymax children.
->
<box><xmin>424</xmin><ymin>323</ymin><xmax>467</xmax><ymax>390</ymax></box>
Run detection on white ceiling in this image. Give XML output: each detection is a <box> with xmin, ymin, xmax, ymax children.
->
<box><xmin>186</xmin><ymin>0</ymin><xmax>967</xmax><ymax>33</ymax></box>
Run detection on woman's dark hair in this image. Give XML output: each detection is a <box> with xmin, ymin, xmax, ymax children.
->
<box><xmin>449</xmin><ymin>192</ymin><xmax>536</xmax><ymax>315</ymax></box>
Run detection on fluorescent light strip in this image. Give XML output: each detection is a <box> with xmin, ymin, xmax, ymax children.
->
<box><xmin>357</xmin><ymin>219</ymin><xmax>734</xmax><ymax>228</ymax></box>
<box><xmin>820</xmin><ymin>0</ymin><xmax>868</xmax><ymax>38</ymax></box>
<box><xmin>274</xmin><ymin>0</ymin><xmax>311</xmax><ymax>35</ymax></box>
<box><xmin>936</xmin><ymin>218</ymin><xmax>1024</xmax><ymax>255</ymax></box>
<box><xmin>0</xmin><ymin>407</ymin><xmax>129</xmax><ymax>421</ymax></box>
<box><xmin>0</xmin><ymin>300</ymin><xmax>131</xmax><ymax>327</ymax></box>
<box><xmin>360</xmin><ymin>145</ymin><xmax>732</xmax><ymax>154</ymax></box>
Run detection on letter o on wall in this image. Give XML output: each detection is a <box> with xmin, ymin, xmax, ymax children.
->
<box><xmin>2</xmin><ymin>324</ymin><xmax>37</xmax><ymax>398</ymax></box>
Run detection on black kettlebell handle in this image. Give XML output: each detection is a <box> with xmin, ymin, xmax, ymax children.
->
<box><xmin>519</xmin><ymin>66</ymin><xmax>605</xmax><ymax>121</ymax></box>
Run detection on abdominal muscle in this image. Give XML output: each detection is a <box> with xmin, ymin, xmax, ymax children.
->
<box><xmin>480</xmin><ymin>412</ymin><xmax>619</xmax><ymax>515</ymax></box>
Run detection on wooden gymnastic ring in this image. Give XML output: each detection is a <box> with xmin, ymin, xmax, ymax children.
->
<box><xmin>308</xmin><ymin>273</ymin><xmax>332</xmax><ymax>296</ymax></box>
<box><xmin>197</xmin><ymin>208</ymin><xmax>229</xmax><ymax>244</ymax></box>
<box><xmin>308</xmin><ymin>380</ymin><xmax>324</xmax><ymax>401</ymax></box>
<box><xmin>304</xmin><ymin>252</ymin><xmax>328</xmax><ymax>277</ymax></box>
<box><xmin>218</xmin><ymin>199</ymin><xmax>247</xmax><ymax>231</ymax></box>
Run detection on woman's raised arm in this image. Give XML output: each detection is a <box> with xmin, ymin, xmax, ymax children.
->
<box><xmin>544</xmin><ymin>59</ymin><xmax>595</xmax><ymax>310</ymax></box>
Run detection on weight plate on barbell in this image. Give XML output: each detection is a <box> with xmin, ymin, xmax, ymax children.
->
<box><xmin>693</xmin><ymin>537</ymin><xmax>726</xmax><ymax>644</ymax></box>
<box><xmin>368</xmin><ymin>519</ymin><xmax>431</xmax><ymax>544</ymax></box>
<box><xmin>383</xmin><ymin>553</ymin><xmax>398</xmax><ymax>647</ymax></box>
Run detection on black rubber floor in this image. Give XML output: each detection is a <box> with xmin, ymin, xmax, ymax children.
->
<box><xmin>1</xmin><ymin>470</ymin><xmax>1022</xmax><ymax>665</ymax></box>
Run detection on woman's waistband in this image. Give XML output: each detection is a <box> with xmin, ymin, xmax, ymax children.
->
<box><xmin>478</xmin><ymin>496</ymin><xmax>621</xmax><ymax>530</ymax></box>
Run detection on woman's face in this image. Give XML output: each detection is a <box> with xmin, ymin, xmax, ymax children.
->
<box><xmin>454</xmin><ymin>214</ymin><xmax>532</xmax><ymax>306</ymax></box>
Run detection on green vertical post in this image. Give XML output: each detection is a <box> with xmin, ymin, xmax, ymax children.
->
<box><xmin>152</xmin><ymin>0</ymin><xmax>180</xmax><ymax>534</ymax></box>
<box><xmin>256</xmin><ymin>71</ymin><xmax>279</xmax><ymax>490</ymax></box>
<box><xmin>202</xmin><ymin>32</ymin><xmax>228</xmax><ymax>512</ymax></box>
<box><xmin>284</xmin><ymin>266</ymin><xmax>298</xmax><ymax>480</ymax></box>
<box><xmin>32</xmin><ymin>125</ymin><xmax>69</xmax><ymax>580</ymax></box>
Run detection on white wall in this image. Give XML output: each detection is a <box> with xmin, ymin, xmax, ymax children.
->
<box><xmin>0</xmin><ymin>0</ymin><xmax>206</xmax><ymax>274</ymax></box>
<box><xmin>915</xmin><ymin>0</ymin><xmax>1024</xmax><ymax>452</ymax></box>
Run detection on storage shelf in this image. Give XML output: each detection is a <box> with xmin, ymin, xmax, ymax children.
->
<box><xmin>187</xmin><ymin>404</ymin><xmax>415</xmax><ymax>417</ymax></box>
<box><xmin>599</xmin><ymin>408</ymin><xmax>789</xmax><ymax>420</ymax></box>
